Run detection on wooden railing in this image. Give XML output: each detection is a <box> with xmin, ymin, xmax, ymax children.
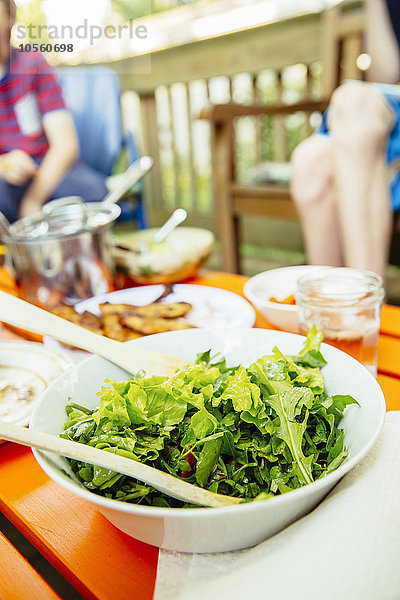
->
<box><xmin>78</xmin><ymin>2</ymin><xmax>365</xmax><ymax>242</ymax></box>
<box><xmin>122</xmin><ymin>9</ymin><xmax>324</xmax><ymax>232</ymax></box>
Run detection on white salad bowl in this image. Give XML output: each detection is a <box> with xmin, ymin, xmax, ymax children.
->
<box><xmin>30</xmin><ymin>328</ymin><xmax>385</xmax><ymax>553</ymax></box>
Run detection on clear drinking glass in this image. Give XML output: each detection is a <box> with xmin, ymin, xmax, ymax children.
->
<box><xmin>296</xmin><ymin>268</ymin><xmax>385</xmax><ymax>377</ymax></box>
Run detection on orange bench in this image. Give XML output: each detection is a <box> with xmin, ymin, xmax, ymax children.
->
<box><xmin>0</xmin><ymin>530</ymin><xmax>61</xmax><ymax>600</ymax></box>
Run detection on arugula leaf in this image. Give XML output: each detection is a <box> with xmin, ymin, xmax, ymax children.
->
<box><xmin>267</xmin><ymin>388</ymin><xmax>314</xmax><ymax>485</ymax></box>
<box><xmin>329</xmin><ymin>394</ymin><xmax>360</xmax><ymax>414</ymax></box>
<box><xmin>325</xmin><ymin>394</ymin><xmax>360</xmax><ymax>427</ymax></box>
<box><xmin>195</xmin><ymin>437</ymin><xmax>223</xmax><ymax>487</ymax></box>
<box><xmin>295</xmin><ymin>349</ymin><xmax>327</xmax><ymax>369</ymax></box>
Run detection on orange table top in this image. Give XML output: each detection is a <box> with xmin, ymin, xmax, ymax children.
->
<box><xmin>0</xmin><ymin>530</ymin><xmax>62</xmax><ymax>600</ymax></box>
<box><xmin>0</xmin><ymin>268</ymin><xmax>399</xmax><ymax>600</ymax></box>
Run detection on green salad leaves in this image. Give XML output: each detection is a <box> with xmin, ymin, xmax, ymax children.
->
<box><xmin>61</xmin><ymin>326</ymin><xmax>359</xmax><ymax>507</ymax></box>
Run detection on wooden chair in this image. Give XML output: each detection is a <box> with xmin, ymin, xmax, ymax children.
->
<box><xmin>200</xmin><ymin>2</ymin><xmax>365</xmax><ymax>272</ymax></box>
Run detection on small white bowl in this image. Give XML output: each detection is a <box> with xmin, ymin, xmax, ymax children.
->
<box><xmin>244</xmin><ymin>265</ymin><xmax>329</xmax><ymax>333</ymax></box>
<box><xmin>0</xmin><ymin>342</ymin><xmax>72</xmax><ymax>427</ymax></box>
<box><xmin>30</xmin><ymin>328</ymin><xmax>385</xmax><ymax>553</ymax></box>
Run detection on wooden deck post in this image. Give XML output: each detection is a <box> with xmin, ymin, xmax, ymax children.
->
<box><xmin>210</xmin><ymin>117</ymin><xmax>240</xmax><ymax>272</ymax></box>
<box><xmin>139</xmin><ymin>93</ymin><xmax>164</xmax><ymax>214</ymax></box>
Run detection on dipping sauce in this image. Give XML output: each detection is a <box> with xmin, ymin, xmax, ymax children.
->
<box><xmin>0</xmin><ymin>366</ymin><xmax>47</xmax><ymax>424</ymax></box>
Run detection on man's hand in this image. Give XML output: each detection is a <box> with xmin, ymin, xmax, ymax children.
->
<box><xmin>18</xmin><ymin>110</ymin><xmax>79</xmax><ymax>220</ymax></box>
<box><xmin>0</xmin><ymin>150</ymin><xmax>37</xmax><ymax>186</ymax></box>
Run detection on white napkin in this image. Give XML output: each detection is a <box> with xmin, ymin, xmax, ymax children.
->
<box><xmin>154</xmin><ymin>411</ymin><xmax>400</xmax><ymax>600</ymax></box>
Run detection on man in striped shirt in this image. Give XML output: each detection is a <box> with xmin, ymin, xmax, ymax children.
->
<box><xmin>0</xmin><ymin>0</ymin><xmax>107</xmax><ymax>222</ymax></box>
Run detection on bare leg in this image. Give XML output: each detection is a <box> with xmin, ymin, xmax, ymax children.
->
<box><xmin>329</xmin><ymin>82</ymin><xmax>393</xmax><ymax>278</ymax></box>
<box><xmin>291</xmin><ymin>135</ymin><xmax>343</xmax><ymax>266</ymax></box>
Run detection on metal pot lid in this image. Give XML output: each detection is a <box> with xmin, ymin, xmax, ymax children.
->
<box><xmin>8</xmin><ymin>197</ymin><xmax>121</xmax><ymax>241</ymax></box>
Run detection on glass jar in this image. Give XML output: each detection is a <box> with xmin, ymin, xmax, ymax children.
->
<box><xmin>296</xmin><ymin>268</ymin><xmax>385</xmax><ymax>376</ymax></box>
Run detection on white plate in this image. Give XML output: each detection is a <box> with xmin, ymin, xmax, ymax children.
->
<box><xmin>0</xmin><ymin>342</ymin><xmax>72</xmax><ymax>427</ymax></box>
<box><xmin>74</xmin><ymin>284</ymin><xmax>256</xmax><ymax>330</ymax></box>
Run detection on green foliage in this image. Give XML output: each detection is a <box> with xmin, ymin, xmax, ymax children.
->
<box><xmin>61</xmin><ymin>329</ymin><xmax>358</xmax><ymax>507</ymax></box>
<box><xmin>16</xmin><ymin>0</ymin><xmax>48</xmax><ymax>43</ymax></box>
<box><xmin>111</xmin><ymin>0</ymin><xmax>199</xmax><ymax>20</ymax></box>
<box><xmin>111</xmin><ymin>0</ymin><xmax>151</xmax><ymax>20</ymax></box>
<box><xmin>161</xmin><ymin>155</ymin><xmax>212</xmax><ymax>213</ymax></box>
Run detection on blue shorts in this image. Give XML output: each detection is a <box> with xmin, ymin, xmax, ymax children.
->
<box><xmin>0</xmin><ymin>159</ymin><xmax>108</xmax><ymax>223</ymax></box>
<box><xmin>318</xmin><ymin>83</ymin><xmax>400</xmax><ymax>212</ymax></box>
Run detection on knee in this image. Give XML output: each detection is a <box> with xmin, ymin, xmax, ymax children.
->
<box><xmin>290</xmin><ymin>136</ymin><xmax>333</xmax><ymax>208</ymax></box>
<box><xmin>329</xmin><ymin>82</ymin><xmax>393</xmax><ymax>149</ymax></box>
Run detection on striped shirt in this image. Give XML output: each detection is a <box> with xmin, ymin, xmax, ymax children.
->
<box><xmin>0</xmin><ymin>50</ymin><xmax>66</xmax><ymax>159</ymax></box>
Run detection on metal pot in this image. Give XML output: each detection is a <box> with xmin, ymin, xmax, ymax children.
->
<box><xmin>3</xmin><ymin>197</ymin><xmax>121</xmax><ymax>309</ymax></box>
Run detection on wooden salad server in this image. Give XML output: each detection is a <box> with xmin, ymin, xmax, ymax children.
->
<box><xmin>0</xmin><ymin>420</ymin><xmax>241</xmax><ymax>508</ymax></box>
<box><xmin>0</xmin><ymin>291</ymin><xmax>189</xmax><ymax>377</ymax></box>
